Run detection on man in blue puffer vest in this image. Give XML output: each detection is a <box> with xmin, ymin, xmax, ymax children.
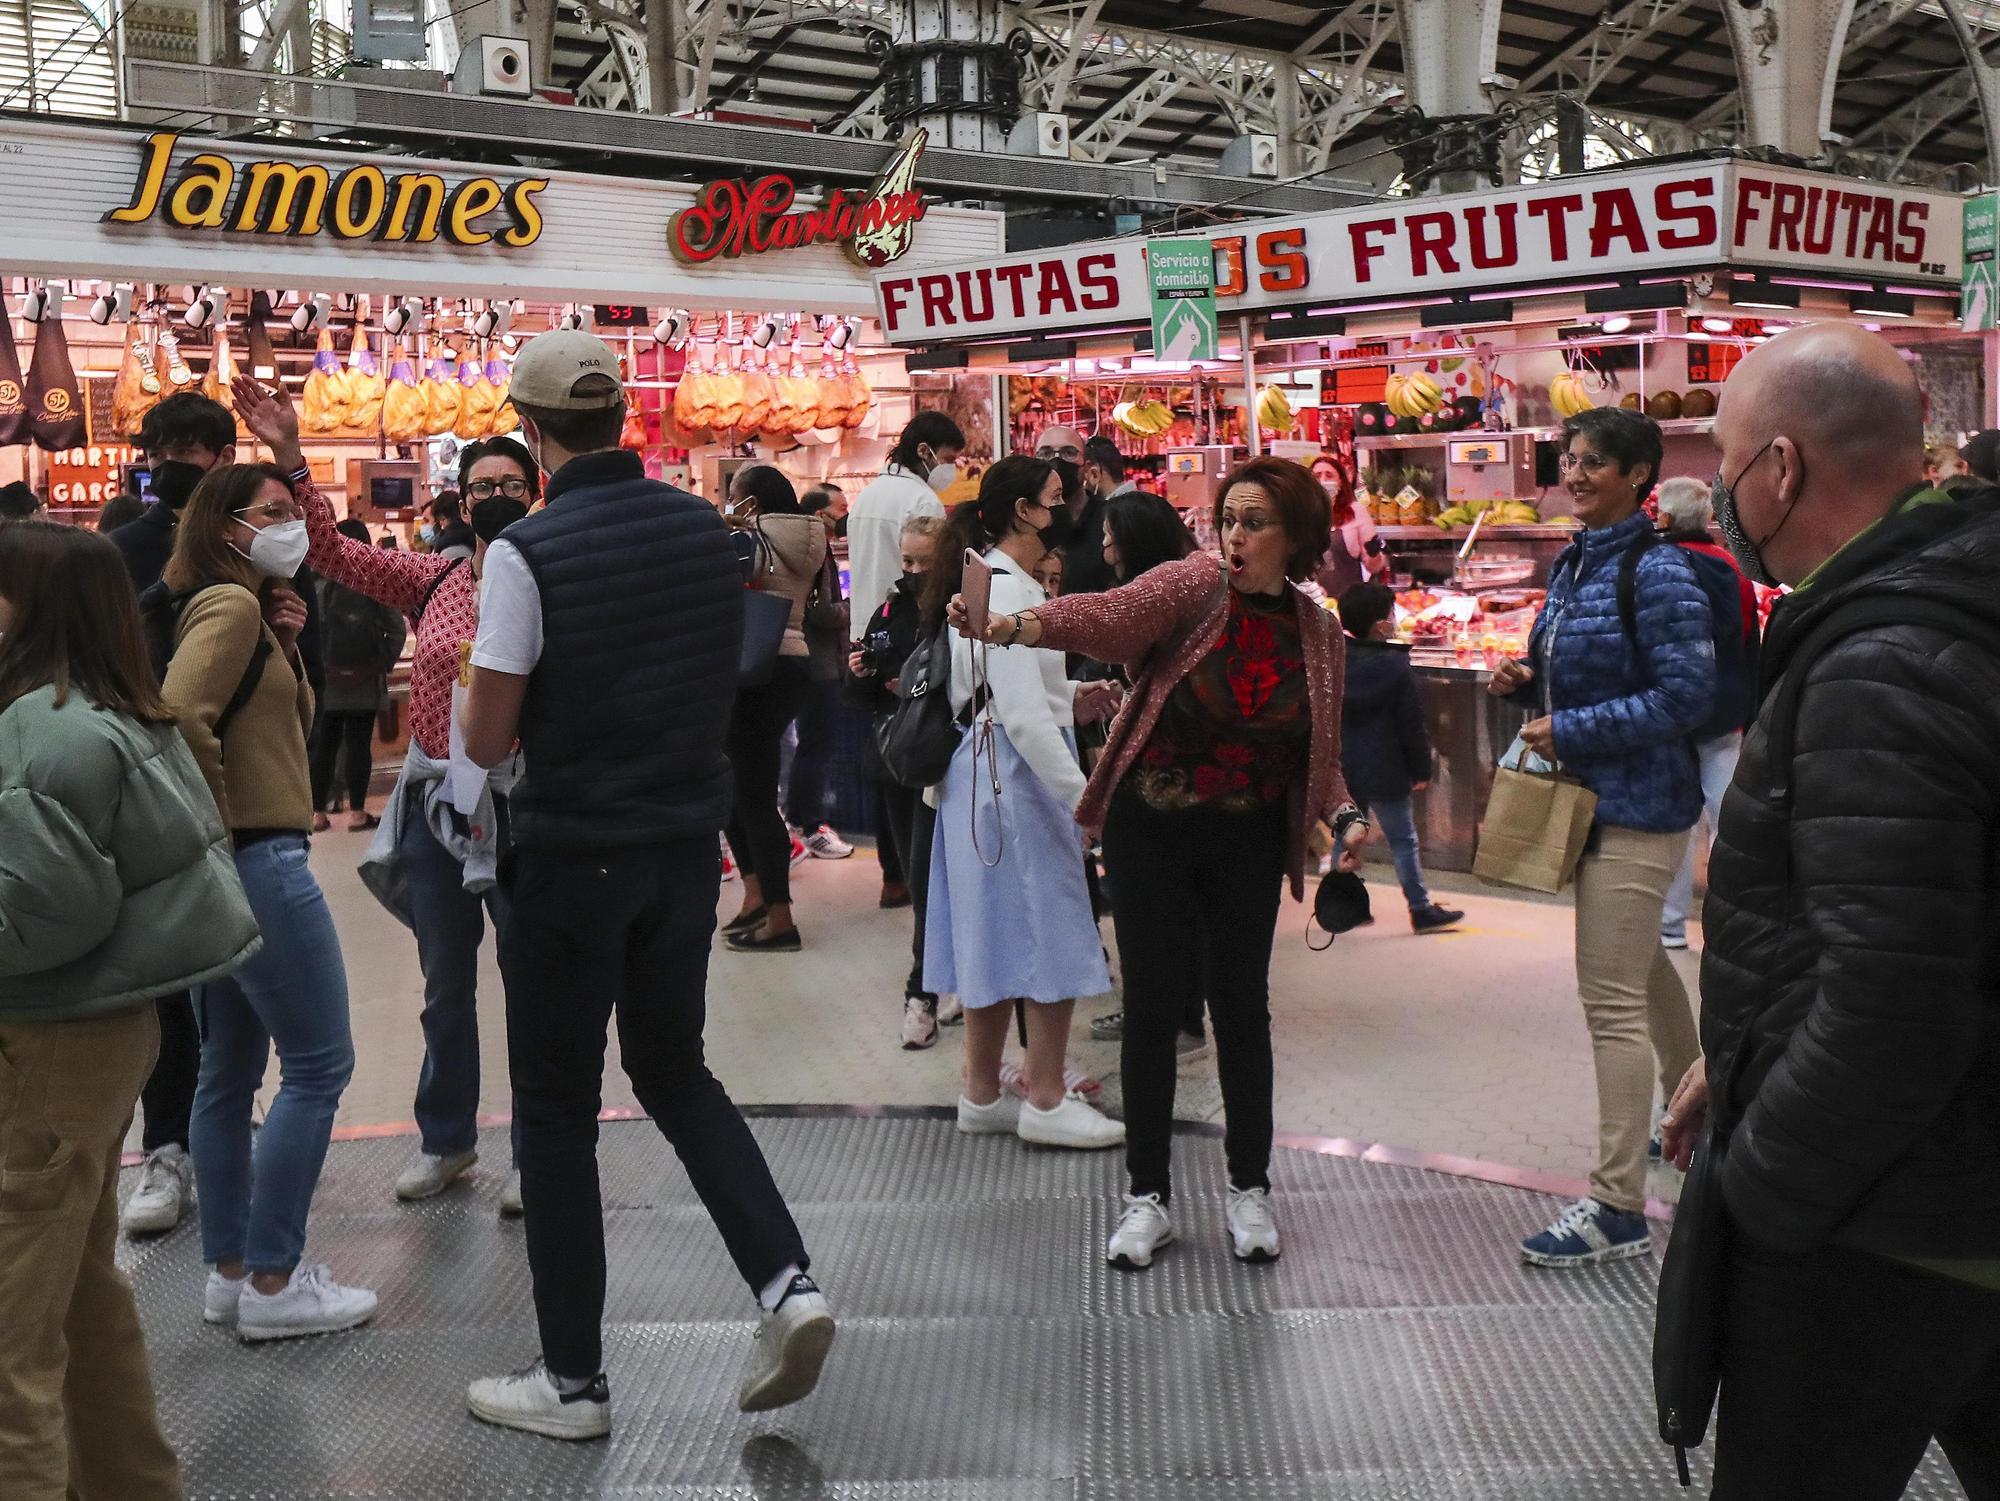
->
<box><xmin>1489</xmin><ymin>404</ymin><xmax>1716</xmax><ymax>1268</ymax></box>
<box><xmin>456</xmin><ymin>332</ymin><xmax>835</xmax><ymax>1441</ymax></box>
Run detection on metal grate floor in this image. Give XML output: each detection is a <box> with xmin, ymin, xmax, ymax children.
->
<box><xmin>119</xmin><ymin>1113</ymin><xmax>1963</xmax><ymax>1500</ymax></box>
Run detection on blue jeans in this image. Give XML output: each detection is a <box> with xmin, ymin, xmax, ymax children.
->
<box><xmin>1367</xmin><ymin>797</ymin><xmax>1432</xmax><ymax>913</ymax></box>
<box><xmin>402</xmin><ymin>794</ymin><xmax>517</xmax><ymax>1160</ymax></box>
<box><xmin>1662</xmin><ymin>731</ymin><xmax>1742</xmax><ymax>937</ymax></box>
<box><xmin>190</xmin><ymin>836</ymin><xmax>354</xmax><ymax>1275</ymax></box>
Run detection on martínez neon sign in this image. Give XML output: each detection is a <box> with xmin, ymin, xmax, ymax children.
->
<box><xmin>668</xmin><ymin>130</ymin><xmax>928</xmax><ymax>269</ymax></box>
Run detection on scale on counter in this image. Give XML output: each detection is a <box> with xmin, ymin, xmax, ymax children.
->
<box><xmin>1444</xmin><ymin>434</ymin><xmax>1535</xmax><ymax>505</ymax></box>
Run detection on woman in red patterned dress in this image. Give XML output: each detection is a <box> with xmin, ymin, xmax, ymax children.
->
<box><xmin>234</xmin><ymin>378</ymin><xmax>533</xmax><ymax>1216</ymax></box>
<box><xmin>955</xmin><ymin>457</ymin><xmax>1370</xmax><ymax>1271</ymax></box>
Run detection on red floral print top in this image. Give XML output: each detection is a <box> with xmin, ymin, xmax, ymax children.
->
<box><xmin>1130</xmin><ymin>586</ymin><xmax>1309</xmax><ymax>812</ymax></box>
<box><xmin>300</xmin><ymin>476</ymin><xmax>472</xmax><ymax>760</ymax></box>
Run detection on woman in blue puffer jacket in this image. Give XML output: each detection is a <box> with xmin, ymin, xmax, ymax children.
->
<box><xmin>1487</xmin><ymin>406</ymin><xmax>1716</xmax><ymax>1269</ymax></box>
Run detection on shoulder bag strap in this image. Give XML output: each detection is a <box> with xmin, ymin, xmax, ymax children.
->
<box><xmin>413</xmin><ymin>556</ymin><xmax>466</xmax><ymax>627</ymax></box>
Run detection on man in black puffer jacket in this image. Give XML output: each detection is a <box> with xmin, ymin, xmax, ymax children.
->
<box><xmin>1660</xmin><ymin>323</ymin><xmax>2000</xmax><ymax>1497</ymax></box>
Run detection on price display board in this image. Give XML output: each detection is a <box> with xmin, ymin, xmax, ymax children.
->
<box><xmin>1321</xmin><ymin>340</ymin><xmax>1392</xmax><ymax>405</ymax></box>
<box><xmin>593</xmin><ymin>304</ymin><xmax>650</xmax><ymax>328</ymax></box>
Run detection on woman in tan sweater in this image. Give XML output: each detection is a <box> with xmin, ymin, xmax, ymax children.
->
<box><xmin>161</xmin><ymin>463</ymin><xmax>375</xmax><ymax>1343</ymax></box>
<box><xmin>721</xmin><ymin>465</ymin><xmax>827</xmax><ymax>952</ymax></box>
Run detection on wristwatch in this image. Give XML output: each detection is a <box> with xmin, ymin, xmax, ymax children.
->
<box><xmin>1332</xmin><ymin>806</ymin><xmax>1370</xmax><ymax>842</ymax></box>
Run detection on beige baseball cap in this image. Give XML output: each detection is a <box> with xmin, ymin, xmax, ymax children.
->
<box><xmin>507</xmin><ymin>331</ymin><xmax>625</xmax><ymax>410</ymax></box>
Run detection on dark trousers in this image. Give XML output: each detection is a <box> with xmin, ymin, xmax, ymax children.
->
<box><xmin>725</xmin><ymin>657</ymin><xmax>809</xmax><ymax>907</ymax></box>
<box><xmin>872</xmin><ymin>780</ymin><xmax>905</xmax><ymax>887</ymax></box>
<box><xmin>309</xmin><ymin>709</ymin><xmax>377</xmax><ymax>812</ymax></box>
<box><xmin>402</xmin><ymin>795</ymin><xmax>517</xmax><ymax>1160</ymax></box>
<box><xmin>785</xmin><ymin>677</ymin><xmax>841</xmax><ymax>831</ymax></box>
<box><xmin>882</xmin><ymin>783</ymin><xmax>935</xmax><ymax>1003</ymax></box>
<box><xmin>1711</xmin><ymin>1237</ymin><xmax>2000</xmax><ymax>1499</ymax></box>
<box><xmin>138</xmin><ymin>991</ymin><xmax>199</xmax><ymax>1154</ymax></box>
<box><xmin>1101</xmin><ymin>792</ymin><xmax>1286</xmax><ymax>1202</ymax></box>
<box><xmin>498</xmin><ymin>837</ymin><xmax>808</xmax><ymax>1380</ymax></box>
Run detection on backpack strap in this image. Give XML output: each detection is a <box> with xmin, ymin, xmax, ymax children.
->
<box><xmin>161</xmin><ymin>585</ymin><xmax>275</xmax><ymax>749</ymax></box>
<box><xmin>1761</xmin><ymin>597</ymin><xmax>2000</xmax><ymax>811</ymax></box>
<box><xmin>412</xmin><ymin>556</ymin><xmax>466</xmax><ymax>628</ymax></box>
<box><xmin>1616</xmin><ymin>527</ymin><xmax>1661</xmax><ymax>645</ymax></box>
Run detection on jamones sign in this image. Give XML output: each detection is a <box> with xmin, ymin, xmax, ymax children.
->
<box><xmin>873</xmin><ymin>162</ymin><xmax>1961</xmax><ymax>345</ymax></box>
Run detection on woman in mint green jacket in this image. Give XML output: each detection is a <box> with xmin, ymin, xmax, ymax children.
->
<box><xmin>0</xmin><ymin>520</ymin><xmax>259</xmax><ymax>1501</ymax></box>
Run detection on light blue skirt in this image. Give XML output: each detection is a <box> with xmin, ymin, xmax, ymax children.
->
<box><xmin>923</xmin><ymin>724</ymin><xmax>1111</xmax><ymax>1010</ymax></box>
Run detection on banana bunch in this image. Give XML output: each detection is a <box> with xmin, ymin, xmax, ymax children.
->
<box><xmin>1112</xmin><ymin>399</ymin><xmax>1175</xmax><ymax>437</ymax></box>
<box><xmin>1384</xmin><ymin>371</ymin><xmax>1444</xmax><ymax>419</ymax></box>
<box><xmin>1255</xmin><ymin>385</ymin><xmax>1294</xmax><ymax>434</ymax></box>
<box><xmin>1550</xmin><ymin>370</ymin><xmax>1594</xmax><ymax>418</ymax></box>
<box><xmin>1433</xmin><ymin>499</ymin><xmax>1541</xmax><ymax>529</ymax></box>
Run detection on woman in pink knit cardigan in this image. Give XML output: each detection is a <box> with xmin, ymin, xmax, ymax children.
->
<box><xmin>953</xmin><ymin>456</ymin><xmax>1370</xmax><ymax>1271</ymax></box>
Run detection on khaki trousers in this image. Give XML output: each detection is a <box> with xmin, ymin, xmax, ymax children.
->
<box><xmin>0</xmin><ymin>1008</ymin><xmax>181</xmax><ymax>1501</ymax></box>
<box><xmin>1573</xmin><ymin>826</ymin><xmax>1701</xmax><ymax>1214</ymax></box>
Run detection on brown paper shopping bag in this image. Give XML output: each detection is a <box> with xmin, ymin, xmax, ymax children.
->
<box><xmin>1473</xmin><ymin>762</ymin><xmax>1598</xmax><ymax>895</ymax></box>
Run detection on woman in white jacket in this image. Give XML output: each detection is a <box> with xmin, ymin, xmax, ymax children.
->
<box><xmin>922</xmin><ymin>456</ymin><xmax>1124</xmax><ymax>1151</ymax></box>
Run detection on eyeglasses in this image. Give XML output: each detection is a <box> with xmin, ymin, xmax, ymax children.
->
<box><xmin>1220</xmin><ymin>512</ymin><xmax>1274</xmax><ymax>532</ymax></box>
<box><xmin>1037</xmin><ymin>445</ymin><xmax>1083</xmax><ymax>462</ymax></box>
<box><xmin>234</xmin><ymin>502</ymin><xmax>301</xmax><ymax>523</ymax></box>
<box><xmin>465</xmin><ymin>478</ymin><xmax>531</xmax><ymax>501</ymax></box>
<box><xmin>1557</xmin><ymin>452</ymin><xmax>1617</xmax><ymax>476</ymax></box>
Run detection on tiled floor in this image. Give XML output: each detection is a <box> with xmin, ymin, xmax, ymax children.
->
<box><xmin>294</xmin><ymin>825</ymin><xmax>1699</xmax><ymax>1207</ymax></box>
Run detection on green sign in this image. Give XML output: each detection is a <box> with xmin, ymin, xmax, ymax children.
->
<box><xmin>1964</xmin><ymin>193</ymin><xmax>1998</xmax><ymax>332</ymax></box>
<box><xmin>1147</xmin><ymin>238</ymin><xmax>1218</xmax><ymax>362</ymax></box>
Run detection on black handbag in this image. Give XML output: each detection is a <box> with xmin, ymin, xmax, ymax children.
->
<box><xmin>873</xmin><ymin>621</ymin><xmax>978</xmax><ymax>789</ymax></box>
<box><xmin>736</xmin><ymin>526</ymin><xmax>793</xmax><ymax>687</ymax></box>
<box><xmin>1651</xmin><ymin>591</ymin><xmax>2000</xmax><ymax>1487</ymax></box>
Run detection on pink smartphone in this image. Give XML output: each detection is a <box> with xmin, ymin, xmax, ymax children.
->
<box><xmin>961</xmin><ymin>549</ymin><xmax>994</xmax><ymax>640</ymax></box>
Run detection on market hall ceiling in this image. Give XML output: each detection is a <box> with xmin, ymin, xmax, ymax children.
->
<box><xmin>540</xmin><ymin>0</ymin><xmax>1989</xmax><ymax>191</ymax></box>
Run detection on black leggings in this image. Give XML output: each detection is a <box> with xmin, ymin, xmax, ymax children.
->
<box><xmin>310</xmin><ymin>708</ymin><xmax>377</xmax><ymax>812</ymax></box>
<box><xmin>725</xmin><ymin>657</ymin><xmax>810</xmax><ymax>907</ymax></box>
<box><xmin>1101</xmin><ymin>790</ymin><xmax>1287</xmax><ymax>1202</ymax></box>
<box><xmin>139</xmin><ymin>990</ymin><xmax>200</xmax><ymax>1153</ymax></box>
<box><xmin>878</xmin><ymin>779</ymin><xmax>934</xmax><ymax>1002</ymax></box>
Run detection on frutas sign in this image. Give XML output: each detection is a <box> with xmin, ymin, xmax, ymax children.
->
<box><xmin>103</xmin><ymin>131</ymin><xmax>549</xmax><ymax>248</ymax></box>
<box><xmin>669</xmin><ymin>130</ymin><xmax>929</xmax><ymax>269</ymax></box>
<box><xmin>874</xmin><ymin>162</ymin><xmax>1962</xmax><ymax>345</ymax></box>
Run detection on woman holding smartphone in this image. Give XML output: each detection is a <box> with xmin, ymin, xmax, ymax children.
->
<box><xmin>922</xmin><ymin>456</ymin><xmax>1124</xmax><ymax>1151</ymax></box>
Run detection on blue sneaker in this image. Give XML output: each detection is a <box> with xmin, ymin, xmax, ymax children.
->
<box><xmin>1520</xmin><ymin>1197</ymin><xmax>1651</xmax><ymax>1268</ymax></box>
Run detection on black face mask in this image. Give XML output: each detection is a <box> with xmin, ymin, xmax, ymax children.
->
<box><xmin>471</xmin><ymin>496</ymin><xmax>529</xmax><ymax>543</ymax></box>
<box><xmin>149</xmin><ymin>459</ymin><xmax>207</xmax><ymax>511</ymax></box>
<box><xmin>1052</xmin><ymin>458</ymin><xmax>1083</xmax><ymax>502</ymax></box>
<box><xmin>1033</xmin><ymin>501</ymin><xmax>1074</xmax><ymax>555</ymax></box>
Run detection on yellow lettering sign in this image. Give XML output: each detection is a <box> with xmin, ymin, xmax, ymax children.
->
<box><xmin>383</xmin><ymin>173</ymin><xmax>447</xmax><ymax>243</ymax></box>
<box><xmin>447</xmin><ymin>178</ymin><xmax>505</xmax><ymax>246</ymax></box>
<box><xmin>233</xmin><ymin>160</ymin><xmax>330</xmax><ymax>235</ymax></box>
<box><xmin>167</xmin><ymin>154</ymin><xmax>234</xmax><ymax>229</ymax></box>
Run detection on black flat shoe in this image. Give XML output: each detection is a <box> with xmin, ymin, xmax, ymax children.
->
<box><xmin>725</xmin><ymin>927</ymin><xmax>802</xmax><ymax>953</ymax></box>
<box><xmin>722</xmin><ymin>906</ymin><xmax>769</xmax><ymax>937</ymax></box>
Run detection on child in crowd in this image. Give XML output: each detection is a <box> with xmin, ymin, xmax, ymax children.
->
<box><xmin>1336</xmin><ymin>583</ymin><xmax>1463</xmax><ymax>934</ymax></box>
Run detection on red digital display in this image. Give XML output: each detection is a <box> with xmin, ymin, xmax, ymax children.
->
<box><xmin>594</xmin><ymin>304</ymin><xmax>649</xmax><ymax>327</ymax></box>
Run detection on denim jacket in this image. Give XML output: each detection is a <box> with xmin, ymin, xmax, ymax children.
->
<box><xmin>1525</xmin><ymin>510</ymin><xmax>1716</xmax><ymax>832</ymax></box>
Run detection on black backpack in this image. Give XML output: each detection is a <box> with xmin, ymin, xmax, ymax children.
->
<box><xmin>1617</xmin><ymin>532</ymin><xmax>1759</xmax><ymax>742</ymax></box>
<box><xmin>325</xmin><ymin>585</ymin><xmax>391</xmax><ymax>673</ymax></box>
<box><xmin>874</xmin><ymin>621</ymin><xmax>984</xmax><ymax>789</ymax></box>
<box><xmin>140</xmin><ymin>580</ymin><xmax>273</xmax><ymax>748</ymax></box>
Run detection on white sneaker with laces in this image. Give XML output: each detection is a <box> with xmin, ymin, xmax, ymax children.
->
<box><xmin>937</xmin><ymin>994</ymin><xmax>965</xmax><ymax>1027</ymax></box>
<box><xmin>236</xmin><ymin>1263</ymin><xmax>378</xmax><ymax>1343</ymax></box>
<box><xmin>203</xmin><ymin>1270</ymin><xmax>246</xmax><ymax>1326</ymax></box>
<box><xmin>122</xmin><ymin>1145</ymin><xmax>193</xmax><ymax>1236</ymax></box>
<box><xmin>739</xmin><ymin>1275</ymin><xmax>836</xmax><ymax>1412</ymax></box>
<box><xmin>901</xmin><ymin>996</ymin><xmax>939</xmax><ymax>1050</ymax></box>
<box><xmin>394</xmin><ymin>1149</ymin><xmax>478</xmax><ymax>1202</ymax></box>
<box><xmin>467</xmin><ymin>1360</ymin><xmax>611</xmax><ymax>1441</ymax></box>
<box><xmin>1018</xmin><ymin>1094</ymin><xmax>1125</xmax><ymax>1150</ymax></box>
<box><xmin>1227</xmin><ymin>1186</ymin><xmax>1281</xmax><ymax>1262</ymax></box>
<box><xmin>804</xmin><ymin>824</ymin><xmax>855</xmax><ymax>859</ymax></box>
<box><xmin>499</xmin><ymin>1169</ymin><xmax>524</xmax><ymax>1218</ymax></box>
<box><xmin>1106</xmin><ymin>1194</ymin><xmax>1174</xmax><ymax>1269</ymax></box>
<box><xmin>956</xmin><ymin>1094</ymin><xmax>1021</xmax><ymax>1135</ymax></box>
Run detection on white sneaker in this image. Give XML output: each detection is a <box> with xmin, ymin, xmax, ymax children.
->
<box><xmin>937</xmin><ymin>994</ymin><xmax>965</xmax><ymax>1027</ymax></box>
<box><xmin>1018</xmin><ymin>1094</ymin><xmax>1125</xmax><ymax>1151</ymax></box>
<box><xmin>236</xmin><ymin>1263</ymin><xmax>378</xmax><ymax>1343</ymax></box>
<box><xmin>956</xmin><ymin>1094</ymin><xmax>1021</xmax><ymax>1135</ymax></box>
<box><xmin>901</xmin><ymin>996</ymin><xmax>939</xmax><ymax>1050</ymax></box>
<box><xmin>467</xmin><ymin>1360</ymin><xmax>611</xmax><ymax>1441</ymax></box>
<box><xmin>394</xmin><ymin>1149</ymin><xmax>478</xmax><ymax>1202</ymax></box>
<box><xmin>804</xmin><ymin>824</ymin><xmax>855</xmax><ymax>859</ymax></box>
<box><xmin>203</xmin><ymin>1270</ymin><xmax>247</xmax><ymax>1326</ymax></box>
<box><xmin>122</xmin><ymin>1145</ymin><xmax>193</xmax><ymax>1236</ymax></box>
<box><xmin>739</xmin><ymin>1274</ymin><xmax>836</xmax><ymax>1412</ymax></box>
<box><xmin>1227</xmin><ymin>1186</ymin><xmax>1281</xmax><ymax>1262</ymax></box>
<box><xmin>1107</xmin><ymin>1194</ymin><xmax>1174</xmax><ymax>1269</ymax></box>
<box><xmin>499</xmin><ymin>1169</ymin><xmax>524</xmax><ymax>1218</ymax></box>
